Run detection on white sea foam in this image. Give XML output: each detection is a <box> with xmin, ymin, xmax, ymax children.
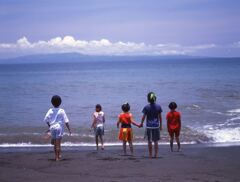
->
<box><xmin>205</xmin><ymin>110</ymin><xmax>233</xmax><ymax>116</ymax></box>
<box><xmin>186</xmin><ymin>104</ymin><xmax>201</xmax><ymax>110</ymax></box>
<box><xmin>204</xmin><ymin>127</ymin><xmax>240</xmax><ymax>143</ymax></box>
<box><xmin>63</xmin><ymin>133</ymin><xmax>95</xmax><ymax>137</ymax></box>
<box><xmin>226</xmin><ymin>108</ymin><xmax>240</xmax><ymax>123</ymax></box>
<box><xmin>0</xmin><ymin>141</ymin><xmax>196</xmax><ymax>148</ymax></box>
<box><xmin>228</xmin><ymin>116</ymin><xmax>240</xmax><ymax>122</ymax></box>
<box><xmin>228</xmin><ymin>109</ymin><xmax>240</xmax><ymax>113</ymax></box>
<box><xmin>211</xmin><ymin>111</ymin><xmax>226</xmax><ymax>115</ymax></box>
<box><xmin>192</xmin><ymin>104</ymin><xmax>200</xmax><ymax>108</ymax></box>
<box><xmin>206</xmin><ymin>108</ymin><xmax>240</xmax><ymax>117</ymax></box>
<box><xmin>0</xmin><ymin>142</ymin><xmax>139</xmax><ymax>148</ymax></box>
<box><xmin>0</xmin><ymin>132</ymin><xmax>95</xmax><ymax>137</ymax></box>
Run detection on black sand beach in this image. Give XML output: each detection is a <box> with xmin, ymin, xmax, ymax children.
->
<box><xmin>0</xmin><ymin>145</ymin><xmax>240</xmax><ymax>182</ymax></box>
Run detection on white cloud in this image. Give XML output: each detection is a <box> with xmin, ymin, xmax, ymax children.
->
<box><xmin>232</xmin><ymin>41</ymin><xmax>240</xmax><ymax>48</ymax></box>
<box><xmin>17</xmin><ymin>37</ymin><xmax>31</xmax><ymax>48</ymax></box>
<box><xmin>0</xmin><ymin>36</ymin><xmax>217</xmax><ymax>57</ymax></box>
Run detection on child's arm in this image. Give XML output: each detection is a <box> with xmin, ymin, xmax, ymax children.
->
<box><xmin>43</xmin><ymin>110</ymin><xmax>52</xmax><ymax>134</ymax></box>
<box><xmin>179</xmin><ymin>114</ymin><xmax>181</xmax><ymax>130</ymax></box>
<box><xmin>159</xmin><ymin>113</ymin><xmax>162</xmax><ymax>130</ymax></box>
<box><xmin>45</xmin><ymin>122</ymin><xmax>51</xmax><ymax>132</ymax></box>
<box><xmin>117</xmin><ymin>117</ymin><xmax>121</xmax><ymax>128</ymax></box>
<box><xmin>91</xmin><ymin>115</ymin><xmax>96</xmax><ymax>129</ymax></box>
<box><xmin>62</xmin><ymin>110</ymin><xmax>71</xmax><ymax>135</ymax></box>
<box><xmin>167</xmin><ymin>118</ymin><xmax>170</xmax><ymax>132</ymax></box>
<box><xmin>140</xmin><ymin>114</ymin><xmax>146</xmax><ymax>128</ymax></box>
<box><xmin>65</xmin><ymin>123</ymin><xmax>71</xmax><ymax>135</ymax></box>
<box><xmin>130</xmin><ymin>115</ymin><xmax>140</xmax><ymax>127</ymax></box>
<box><xmin>103</xmin><ymin>115</ymin><xmax>106</xmax><ymax>123</ymax></box>
<box><xmin>45</xmin><ymin>128</ymin><xmax>50</xmax><ymax>133</ymax></box>
<box><xmin>44</xmin><ymin>110</ymin><xmax>51</xmax><ymax>130</ymax></box>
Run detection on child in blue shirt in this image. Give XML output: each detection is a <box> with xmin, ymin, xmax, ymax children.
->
<box><xmin>140</xmin><ymin>92</ymin><xmax>162</xmax><ymax>158</ymax></box>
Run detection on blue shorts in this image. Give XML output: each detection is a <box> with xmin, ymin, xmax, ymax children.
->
<box><xmin>51</xmin><ymin>128</ymin><xmax>63</xmax><ymax>140</ymax></box>
<box><xmin>94</xmin><ymin>126</ymin><xmax>104</xmax><ymax>137</ymax></box>
<box><xmin>145</xmin><ymin>128</ymin><xmax>160</xmax><ymax>142</ymax></box>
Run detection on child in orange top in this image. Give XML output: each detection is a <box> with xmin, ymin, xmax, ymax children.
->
<box><xmin>117</xmin><ymin>103</ymin><xmax>140</xmax><ymax>155</ymax></box>
<box><xmin>166</xmin><ymin>102</ymin><xmax>181</xmax><ymax>152</ymax></box>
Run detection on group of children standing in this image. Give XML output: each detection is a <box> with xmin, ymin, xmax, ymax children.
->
<box><xmin>44</xmin><ymin>92</ymin><xmax>181</xmax><ymax>161</ymax></box>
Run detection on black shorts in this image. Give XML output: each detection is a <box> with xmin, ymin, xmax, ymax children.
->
<box><xmin>145</xmin><ymin>128</ymin><xmax>160</xmax><ymax>142</ymax></box>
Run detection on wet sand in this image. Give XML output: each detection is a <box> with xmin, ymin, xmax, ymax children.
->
<box><xmin>0</xmin><ymin>145</ymin><xmax>240</xmax><ymax>182</ymax></box>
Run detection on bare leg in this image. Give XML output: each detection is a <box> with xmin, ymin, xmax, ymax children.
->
<box><xmin>170</xmin><ymin>137</ymin><xmax>174</xmax><ymax>152</ymax></box>
<box><xmin>154</xmin><ymin>141</ymin><xmax>158</xmax><ymax>158</ymax></box>
<box><xmin>123</xmin><ymin>141</ymin><xmax>127</xmax><ymax>155</ymax></box>
<box><xmin>55</xmin><ymin>139</ymin><xmax>61</xmax><ymax>161</ymax></box>
<box><xmin>176</xmin><ymin>137</ymin><xmax>181</xmax><ymax>151</ymax></box>
<box><xmin>128</xmin><ymin>140</ymin><xmax>134</xmax><ymax>155</ymax></box>
<box><xmin>95</xmin><ymin>136</ymin><xmax>99</xmax><ymax>150</ymax></box>
<box><xmin>58</xmin><ymin>139</ymin><xmax>62</xmax><ymax>158</ymax></box>
<box><xmin>99</xmin><ymin>135</ymin><xmax>104</xmax><ymax>150</ymax></box>
<box><xmin>148</xmin><ymin>141</ymin><xmax>153</xmax><ymax>158</ymax></box>
<box><xmin>53</xmin><ymin>139</ymin><xmax>57</xmax><ymax>160</ymax></box>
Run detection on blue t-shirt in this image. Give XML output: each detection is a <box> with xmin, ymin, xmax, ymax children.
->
<box><xmin>142</xmin><ymin>103</ymin><xmax>162</xmax><ymax>128</ymax></box>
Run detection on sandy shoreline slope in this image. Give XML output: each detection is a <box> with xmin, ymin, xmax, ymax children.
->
<box><xmin>0</xmin><ymin>145</ymin><xmax>240</xmax><ymax>182</ymax></box>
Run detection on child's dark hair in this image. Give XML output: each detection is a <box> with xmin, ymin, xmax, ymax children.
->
<box><xmin>147</xmin><ymin>92</ymin><xmax>157</xmax><ymax>103</ymax></box>
<box><xmin>51</xmin><ymin>95</ymin><xmax>62</xmax><ymax>107</ymax></box>
<box><xmin>95</xmin><ymin>104</ymin><xmax>102</xmax><ymax>111</ymax></box>
<box><xmin>169</xmin><ymin>102</ymin><xmax>177</xmax><ymax>110</ymax></box>
<box><xmin>122</xmin><ymin>102</ymin><xmax>130</xmax><ymax>112</ymax></box>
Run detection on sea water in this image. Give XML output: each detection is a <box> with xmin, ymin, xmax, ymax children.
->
<box><xmin>0</xmin><ymin>57</ymin><xmax>240</xmax><ymax>147</ymax></box>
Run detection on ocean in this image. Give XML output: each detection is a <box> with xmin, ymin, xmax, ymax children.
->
<box><xmin>0</xmin><ymin>57</ymin><xmax>240</xmax><ymax>148</ymax></box>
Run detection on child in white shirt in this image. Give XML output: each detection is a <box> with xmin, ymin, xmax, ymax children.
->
<box><xmin>44</xmin><ymin>95</ymin><xmax>71</xmax><ymax>161</ymax></box>
<box><xmin>91</xmin><ymin>104</ymin><xmax>105</xmax><ymax>150</ymax></box>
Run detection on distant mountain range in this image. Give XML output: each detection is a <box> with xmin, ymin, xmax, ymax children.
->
<box><xmin>0</xmin><ymin>53</ymin><xmax>238</xmax><ymax>64</ymax></box>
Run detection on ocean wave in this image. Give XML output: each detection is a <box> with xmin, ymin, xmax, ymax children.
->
<box><xmin>210</xmin><ymin>111</ymin><xmax>226</xmax><ymax>115</ymax></box>
<box><xmin>0</xmin><ymin>141</ymin><xmax>197</xmax><ymax>148</ymax></box>
<box><xmin>228</xmin><ymin>116</ymin><xmax>240</xmax><ymax>122</ymax></box>
<box><xmin>202</xmin><ymin>127</ymin><xmax>240</xmax><ymax>143</ymax></box>
<box><xmin>0</xmin><ymin>132</ymin><xmax>95</xmax><ymax>137</ymax></box>
<box><xmin>0</xmin><ymin>126</ymin><xmax>210</xmax><ymax>146</ymax></box>
<box><xmin>186</xmin><ymin>104</ymin><xmax>201</xmax><ymax>110</ymax></box>
<box><xmin>204</xmin><ymin>107</ymin><xmax>240</xmax><ymax>117</ymax></box>
<box><xmin>228</xmin><ymin>109</ymin><xmax>240</xmax><ymax>113</ymax></box>
<box><xmin>226</xmin><ymin>108</ymin><xmax>240</xmax><ymax>123</ymax></box>
<box><xmin>2</xmin><ymin>125</ymin><xmax>239</xmax><ymax>145</ymax></box>
<box><xmin>205</xmin><ymin>110</ymin><xmax>233</xmax><ymax>116</ymax></box>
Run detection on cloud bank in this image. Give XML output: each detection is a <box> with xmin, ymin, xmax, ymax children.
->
<box><xmin>0</xmin><ymin>36</ymin><xmax>216</xmax><ymax>55</ymax></box>
<box><xmin>0</xmin><ymin>36</ymin><xmax>219</xmax><ymax>58</ymax></box>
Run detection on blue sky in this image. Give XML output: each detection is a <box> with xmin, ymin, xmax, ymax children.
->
<box><xmin>0</xmin><ymin>0</ymin><xmax>240</xmax><ymax>57</ymax></box>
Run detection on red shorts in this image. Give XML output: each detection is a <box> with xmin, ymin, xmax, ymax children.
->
<box><xmin>168</xmin><ymin>128</ymin><xmax>180</xmax><ymax>138</ymax></box>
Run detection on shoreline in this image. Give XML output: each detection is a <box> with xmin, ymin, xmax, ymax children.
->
<box><xmin>1</xmin><ymin>142</ymin><xmax>240</xmax><ymax>153</ymax></box>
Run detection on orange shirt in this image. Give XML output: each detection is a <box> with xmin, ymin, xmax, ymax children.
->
<box><xmin>119</xmin><ymin>112</ymin><xmax>132</xmax><ymax>128</ymax></box>
<box><xmin>166</xmin><ymin>111</ymin><xmax>181</xmax><ymax>130</ymax></box>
